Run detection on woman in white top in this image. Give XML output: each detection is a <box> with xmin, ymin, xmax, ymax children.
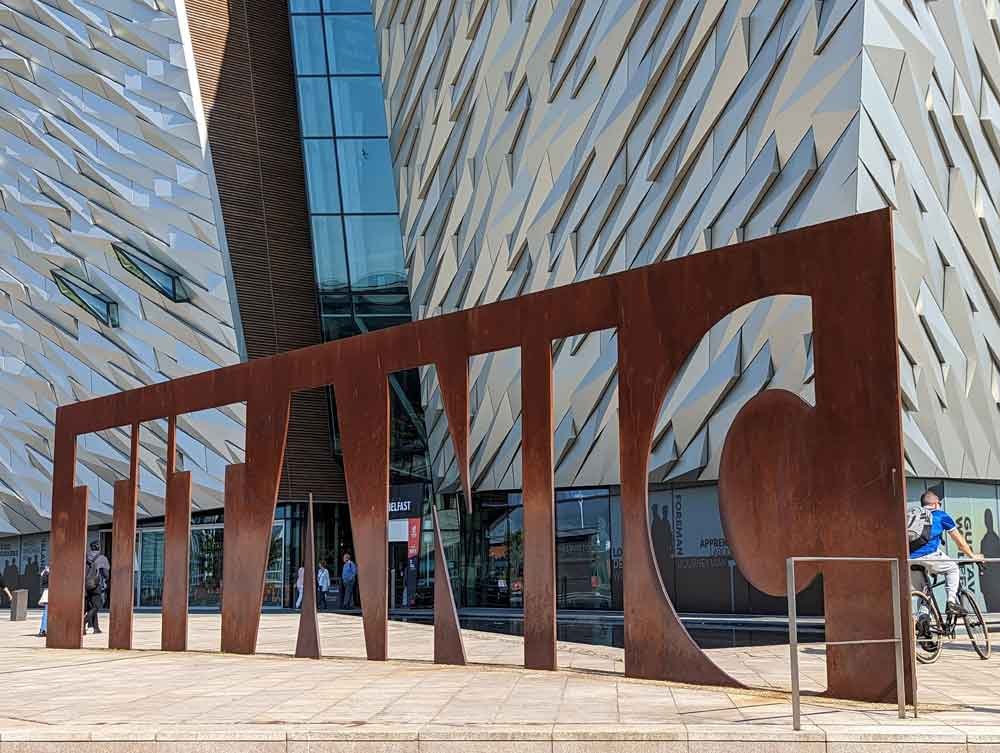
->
<box><xmin>295</xmin><ymin>565</ymin><xmax>304</xmax><ymax>609</ymax></box>
<box><xmin>317</xmin><ymin>561</ymin><xmax>331</xmax><ymax>610</ymax></box>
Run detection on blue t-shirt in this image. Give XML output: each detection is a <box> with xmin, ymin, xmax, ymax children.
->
<box><xmin>342</xmin><ymin>561</ymin><xmax>357</xmax><ymax>582</ymax></box>
<box><xmin>911</xmin><ymin>509</ymin><xmax>956</xmax><ymax>559</ymax></box>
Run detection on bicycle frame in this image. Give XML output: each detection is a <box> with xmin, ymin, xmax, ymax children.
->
<box><xmin>914</xmin><ymin>571</ymin><xmax>959</xmax><ymax>639</ymax></box>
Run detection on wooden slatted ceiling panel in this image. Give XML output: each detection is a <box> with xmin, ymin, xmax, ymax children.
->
<box><xmin>185</xmin><ymin>0</ymin><xmax>346</xmax><ymax>502</ymax></box>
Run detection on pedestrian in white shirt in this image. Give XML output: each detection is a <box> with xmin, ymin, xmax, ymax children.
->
<box><xmin>317</xmin><ymin>561</ymin><xmax>331</xmax><ymax>610</ymax></box>
<box><xmin>295</xmin><ymin>565</ymin><xmax>304</xmax><ymax>609</ymax></box>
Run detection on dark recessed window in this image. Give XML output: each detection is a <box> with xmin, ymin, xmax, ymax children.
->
<box><xmin>113</xmin><ymin>244</ymin><xmax>189</xmax><ymax>302</ymax></box>
<box><xmin>52</xmin><ymin>271</ymin><xmax>119</xmax><ymax>327</ymax></box>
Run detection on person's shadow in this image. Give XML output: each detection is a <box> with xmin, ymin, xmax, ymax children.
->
<box><xmin>650</xmin><ymin>504</ymin><xmax>676</xmax><ymax>598</ymax></box>
<box><xmin>980</xmin><ymin>509</ymin><xmax>1000</xmax><ymax>611</ymax></box>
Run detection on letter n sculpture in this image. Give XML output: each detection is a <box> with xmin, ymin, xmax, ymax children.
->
<box><xmin>45</xmin><ymin>210</ymin><xmax>912</xmax><ymax>703</ymax></box>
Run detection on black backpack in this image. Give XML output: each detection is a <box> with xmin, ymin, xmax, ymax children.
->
<box><xmin>85</xmin><ymin>558</ymin><xmax>103</xmax><ymax>593</ymax></box>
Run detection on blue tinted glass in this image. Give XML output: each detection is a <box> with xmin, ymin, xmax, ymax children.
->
<box><xmin>344</xmin><ymin>215</ymin><xmax>405</xmax><ymax>289</ymax></box>
<box><xmin>311</xmin><ymin>216</ymin><xmax>349</xmax><ymax>290</ymax></box>
<box><xmin>290</xmin><ymin>0</ymin><xmax>321</xmax><ymax>10</ymax></box>
<box><xmin>330</xmin><ymin>77</ymin><xmax>387</xmax><ymax>137</ymax></box>
<box><xmin>291</xmin><ymin>16</ymin><xmax>327</xmax><ymax>75</ymax></box>
<box><xmin>324</xmin><ymin>0</ymin><xmax>371</xmax><ymax>9</ymax></box>
<box><xmin>296</xmin><ymin>78</ymin><xmax>333</xmax><ymax>137</ymax></box>
<box><xmin>303</xmin><ymin>140</ymin><xmax>341</xmax><ymax>213</ymax></box>
<box><xmin>324</xmin><ymin>15</ymin><xmax>379</xmax><ymax>74</ymax></box>
<box><xmin>336</xmin><ymin>139</ymin><xmax>397</xmax><ymax>213</ymax></box>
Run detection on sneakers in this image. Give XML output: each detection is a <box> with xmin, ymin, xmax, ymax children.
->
<box><xmin>946</xmin><ymin>600</ymin><xmax>966</xmax><ymax>618</ymax></box>
<box><xmin>916</xmin><ymin>613</ymin><xmax>932</xmax><ymax>638</ymax></box>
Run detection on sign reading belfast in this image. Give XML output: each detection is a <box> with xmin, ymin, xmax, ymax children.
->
<box><xmin>45</xmin><ymin>210</ymin><xmax>912</xmax><ymax>703</ymax></box>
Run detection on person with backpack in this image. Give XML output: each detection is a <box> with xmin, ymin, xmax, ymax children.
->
<box><xmin>83</xmin><ymin>541</ymin><xmax>110</xmax><ymax>634</ymax></box>
<box><xmin>909</xmin><ymin>490</ymin><xmax>982</xmax><ymax>634</ymax></box>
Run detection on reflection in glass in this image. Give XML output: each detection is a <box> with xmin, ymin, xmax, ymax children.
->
<box><xmin>556</xmin><ymin>492</ymin><xmax>611</xmax><ymax>609</ymax></box>
<box><xmin>344</xmin><ymin>215</ymin><xmax>405</xmax><ymax>288</ymax></box>
<box><xmin>138</xmin><ymin>530</ymin><xmax>164</xmax><ymax>607</ymax></box>
<box><xmin>189</xmin><ymin>527</ymin><xmax>224</xmax><ymax>607</ymax></box>
<box><xmin>263</xmin><ymin>523</ymin><xmax>286</xmax><ymax>608</ymax></box>
<box><xmin>303</xmin><ymin>139</ymin><xmax>341</xmax><ymax>213</ymax></box>
<box><xmin>330</xmin><ymin>77</ymin><xmax>387</xmax><ymax>137</ymax></box>
<box><xmin>322</xmin><ymin>314</ymin><xmax>360</xmax><ymax>341</ymax></box>
<box><xmin>336</xmin><ymin>139</ymin><xmax>398</xmax><ymax>213</ymax></box>
<box><xmin>291</xmin><ymin>16</ymin><xmax>327</xmax><ymax>75</ymax></box>
<box><xmin>324</xmin><ymin>14</ymin><xmax>379</xmax><ymax>74</ymax></box>
<box><xmin>324</xmin><ymin>0</ymin><xmax>371</xmax><ymax>10</ymax></box>
<box><xmin>290</xmin><ymin>0</ymin><xmax>320</xmax><ymax>10</ymax></box>
<box><xmin>297</xmin><ymin>78</ymin><xmax>333</xmax><ymax>137</ymax></box>
<box><xmin>311</xmin><ymin>216</ymin><xmax>349</xmax><ymax>290</ymax></box>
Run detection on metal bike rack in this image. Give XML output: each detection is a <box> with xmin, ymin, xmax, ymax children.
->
<box><xmin>786</xmin><ymin>556</ymin><xmax>909</xmax><ymax>730</ymax></box>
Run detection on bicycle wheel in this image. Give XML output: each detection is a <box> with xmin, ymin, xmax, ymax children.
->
<box><xmin>960</xmin><ymin>591</ymin><xmax>991</xmax><ymax>659</ymax></box>
<box><xmin>912</xmin><ymin>590</ymin><xmax>943</xmax><ymax>664</ymax></box>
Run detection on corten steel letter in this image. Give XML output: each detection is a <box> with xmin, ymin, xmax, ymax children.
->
<box><xmin>44</xmin><ymin>211</ymin><xmax>909</xmax><ymax>704</ymax></box>
<box><xmin>334</xmin><ymin>340</ymin><xmax>390</xmax><ymax>661</ymax></box>
<box><xmin>432</xmin><ymin>506</ymin><xmax>466</xmax><ymax>665</ymax></box>
<box><xmin>109</xmin><ymin>423</ymin><xmax>140</xmax><ymax>650</ymax></box>
<box><xmin>221</xmin><ymin>365</ymin><xmax>291</xmax><ymax>654</ymax></box>
<box><xmin>296</xmin><ymin>495</ymin><xmax>321</xmax><ymax>659</ymax></box>
<box><xmin>521</xmin><ymin>333</ymin><xmax>557</xmax><ymax>671</ymax></box>
<box><xmin>47</xmin><ymin>420</ymin><xmax>86</xmax><ymax>649</ymax></box>
<box><xmin>616</xmin><ymin>290</ymin><xmax>743</xmax><ymax>687</ymax></box>
<box><xmin>718</xmin><ymin>213</ymin><xmax>911</xmax><ymax>702</ymax></box>
<box><xmin>162</xmin><ymin>416</ymin><xmax>192</xmax><ymax>652</ymax></box>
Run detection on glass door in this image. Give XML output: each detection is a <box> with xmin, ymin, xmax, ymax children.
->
<box><xmin>138</xmin><ymin>530</ymin><xmax>164</xmax><ymax>607</ymax></box>
<box><xmin>263</xmin><ymin>522</ymin><xmax>286</xmax><ymax>608</ymax></box>
<box><xmin>189</xmin><ymin>526</ymin><xmax>224</xmax><ymax>607</ymax></box>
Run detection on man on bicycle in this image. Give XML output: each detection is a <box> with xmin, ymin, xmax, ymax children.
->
<box><xmin>911</xmin><ymin>490</ymin><xmax>982</xmax><ymax>634</ymax></box>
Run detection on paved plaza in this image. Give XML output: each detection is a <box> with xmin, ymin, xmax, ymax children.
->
<box><xmin>4</xmin><ymin>611</ymin><xmax>1000</xmax><ymax>751</ymax></box>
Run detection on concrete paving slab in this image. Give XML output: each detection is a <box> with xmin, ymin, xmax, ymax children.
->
<box><xmin>3</xmin><ymin>611</ymin><xmax>999</xmax><ymax>751</ymax></box>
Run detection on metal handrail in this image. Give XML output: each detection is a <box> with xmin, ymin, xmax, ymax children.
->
<box><xmin>786</xmin><ymin>556</ymin><xmax>909</xmax><ymax>730</ymax></box>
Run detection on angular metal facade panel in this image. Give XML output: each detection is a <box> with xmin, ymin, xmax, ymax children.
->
<box><xmin>859</xmin><ymin>0</ymin><xmax>1000</xmax><ymax>479</ymax></box>
<box><xmin>374</xmin><ymin>0</ymin><xmax>1000</xmax><ymax>489</ymax></box>
<box><xmin>0</xmin><ymin>0</ymin><xmax>244</xmax><ymax>533</ymax></box>
<box><xmin>375</xmin><ymin>0</ymin><xmax>856</xmax><ymax>491</ymax></box>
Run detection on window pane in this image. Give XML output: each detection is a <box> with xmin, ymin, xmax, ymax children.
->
<box><xmin>311</xmin><ymin>216</ymin><xmax>349</xmax><ymax>290</ymax></box>
<box><xmin>324</xmin><ymin>0</ymin><xmax>371</xmax><ymax>9</ymax></box>
<box><xmin>344</xmin><ymin>215</ymin><xmax>405</xmax><ymax>289</ymax></box>
<box><xmin>324</xmin><ymin>14</ymin><xmax>379</xmax><ymax>74</ymax></box>
<box><xmin>262</xmin><ymin>523</ymin><xmax>285</xmax><ymax>608</ymax></box>
<box><xmin>297</xmin><ymin>78</ymin><xmax>333</xmax><ymax>137</ymax></box>
<box><xmin>322</xmin><ymin>314</ymin><xmax>360</xmax><ymax>341</ymax></box>
<box><xmin>291</xmin><ymin>16</ymin><xmax>327</xmax><ymax>75</ymax></box>
<box><xmin>336</xmin><ymin>138</ymin><xmax>397</xmax><ymax>212</ymax></box>
<box><xmin>189</xmin><ymin>527</ymin><xmax>224</xmax><ymax>608</ymax></box>
<box><xmin>138</xmin><ymin>531</ymin><xmax>164</xmax><ymax>607</ymax></box>
<box><xmin>303</xmin><ymin>139</ymin><xmax>341</xmax><ymax>213</ymax></box>
<box><xmin>290</xmin><ymin>0</ymin><xmax>321</xmax><ymax>10</ymax></box>
<box><xmin>330</xmin><ymin>77</ymin><xmax>387</xmax><ymax>137</ymax></box>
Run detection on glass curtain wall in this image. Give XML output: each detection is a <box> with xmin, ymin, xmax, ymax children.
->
<box><xmin>289</xmin><ymin>0</ymin><xmax>429</xmax><ymax>486</ymax></box>
<box><xmin>136</xmin><ymin>522</ymin><xmax>286</xmax><ymax>608</ymax></box>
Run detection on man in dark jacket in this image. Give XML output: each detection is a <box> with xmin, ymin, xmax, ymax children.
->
<box><xmin>84</xmin><ymin>542</ymin><xmax>110</xmax><ymax>634</ymax></box>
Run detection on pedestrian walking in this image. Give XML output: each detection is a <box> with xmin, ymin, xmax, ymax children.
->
<box><xmin>317</xmin><ymin>560</ymin><xmax>330</xmax><ymax>610</ymax></box>
<box><xmin>340</xmin><ymin>552</ymin><xmax>357</xmax><ymax>610</ymax></box>
<box><xmin>83</xmin><ymin>541</ymin><xmax>109</xmax><ymax>634</ymax></box>
<box><xmin>36</xmin><ymin>565</ymin><xmax>49</xmax><ymax>637</ymax></box>
<box><xmin>295</xmin><ymin>565</ymin><xmax>305</xmax><ymax>609</ymax></box>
